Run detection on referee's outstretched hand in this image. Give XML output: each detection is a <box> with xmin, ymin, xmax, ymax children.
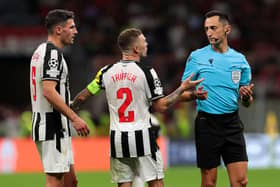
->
<box><xmin>239</xmin><ymin>83</ymin><xmax>254</xmax><ymax>99</ymax></box>
<box><xmin>181</xmin><ymin>73</ymin><xmax>204</xmax><ymax>90</ymax></box>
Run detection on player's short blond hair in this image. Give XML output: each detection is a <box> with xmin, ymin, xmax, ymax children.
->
<box><xmin>117</xmin><ymin>28</ymin><xmax>142</xmax><ymax>52</ymax></box>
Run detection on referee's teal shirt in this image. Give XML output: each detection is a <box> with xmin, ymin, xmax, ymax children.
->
<box><xmin>182</xmin><ymin>45</ymin><xmax>251</xmax><ymax>114</ymax></box>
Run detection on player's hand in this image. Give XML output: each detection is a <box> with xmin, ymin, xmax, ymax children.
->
<box><xmin>194</xmin><ymin>86</ymin><xmax>208</xmax><ymax>100</ymax></box>
<box><xmin>181</xmin><ymin>74</ymin><xmax>204</xmax><ymax>90</ymax></box>
<box><xmin>239</xmin><ymin>83</ymin><xmax>254</xmax><ymax>100</ymax></box>
<box><xmin>72</xmin><ymin>117</ymin><xmax>90</xmax><ymax>136</ymax></box>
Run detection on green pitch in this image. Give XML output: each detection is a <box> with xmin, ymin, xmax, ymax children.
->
<box><xmin>0</xmin><ymin>167</ymin><xmax>278</xmax><ymax>187</ymax></box>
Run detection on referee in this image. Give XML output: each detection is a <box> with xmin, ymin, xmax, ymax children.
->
<box><xmin>181</xmin><ymin>10</ymin><xmax>254</xmax><ymax>187</ymax></box>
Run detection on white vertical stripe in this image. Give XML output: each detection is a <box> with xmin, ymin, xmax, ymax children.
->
<box><xmin>39</xmin><ymin>123</ymin><xmax>46</xmax><ymax>141</ymax></box>
<box><xmin>115</xmin><ymin>131</ymin><xmax>123</xmax><ymax>157</ymax></box>
<box><xmin>50</xmin><ymin>49</ymin><xmax>58</xmax><ymax>60</ymax></box>
<box><xmin>128</xmin><ymin>131</ymin><xmax>137</xmax><ymax>157</ymax></box>
<box><xmin>142</xmin><ymin>128</ymin><xmax>151</xmax><ymax>155</ymax></box>
<box><xmin>32</xmin><ymin>113</ymin><xmax>36</xmax><ymax>140</ymax></box>
<box><xmin>59</xmin><ymin>63</ymin><xmax>68</xmax><ymax>135</ymax></box>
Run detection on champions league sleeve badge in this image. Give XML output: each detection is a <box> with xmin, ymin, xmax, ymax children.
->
<box><xmin>46</xmin><ymin>58</ymin><xmax>60</xmax><ymax>77</ymax></box>
<box><xmin>46</xmin><ymin>50</ymin><xmax>60</xmax><ymax>78</ymax></box>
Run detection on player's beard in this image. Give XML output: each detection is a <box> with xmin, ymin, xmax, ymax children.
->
<box><xmin>210</xmin><ymin>38</ymin><xmax>224</xmax><ymax>49</ymax></box>
<box><xmin>62</xmin><ymin>34</ymin><xmax>75</xmax><ymax>46</ymax></box>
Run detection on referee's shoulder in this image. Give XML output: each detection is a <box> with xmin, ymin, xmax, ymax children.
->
<box><xmin>230</xmin><ymin>47</ymin><xmax>247</xmax><ymax>62</ymax></box>
<box><xmin>190</xmin><ymin>45</ymin><xmax>209</xmax><ymax>57</ymax></box>
<box><xmin>230</xmin><ymin>47</ymin><xmax>246</xmax><ymax>57</ymax></box>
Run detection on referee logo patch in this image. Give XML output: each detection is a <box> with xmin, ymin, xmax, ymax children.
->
<box><xmin>232</xmin><ymin>70</ymin><xmax>241</xmax><ymax>84</ymax></box>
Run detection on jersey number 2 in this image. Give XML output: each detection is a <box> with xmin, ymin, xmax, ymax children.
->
<box><xmin>32</xmin><ymin>66</ymin><xmax>36</xmax><ymax>101</ymax></box>
<box><xmin>117</xmin><ymin>88</ymin><xmax>134</xmax><ymax>122</ymax></box>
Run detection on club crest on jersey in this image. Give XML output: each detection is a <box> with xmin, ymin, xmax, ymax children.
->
<box><xmin>46</xmin><ymin>58</ymin><xmax>59</xmax><ymax>77</ymax></box>
<box><xmin>232</xmin><ymin>70</ymin><xmax>241</xmax><ymax>84</ymax></box>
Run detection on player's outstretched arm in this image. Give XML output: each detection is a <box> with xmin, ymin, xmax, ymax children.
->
<box><xmin>180</xmin><ymin>86</ymin><xmax>208</xmax><ymax>102</ymax></box>
<box><xmin>153</xmin><ymin>74</ymin><xmax>204</xmax><ymax>112</ymax></box>
<box><xmin>71</xmin><ymin>88</ymin><xmax>92</xmax><ymax>111</ymax></box>
<box><xmin>43</xmin><ymin>80</ymin><xmax>90</xmax><ymax>136</ymax></box>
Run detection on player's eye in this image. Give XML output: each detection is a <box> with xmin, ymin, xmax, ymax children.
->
<box><xmin>210</xmin><ymin>26</ymin><xmax>217</xmax><ymax>31</ymax></box>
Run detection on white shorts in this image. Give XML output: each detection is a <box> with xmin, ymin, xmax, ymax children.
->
<box><xmin>36</xmin><ymin>136</ymin><xmax>74</xmax><ymax>173</ymax></box>
<box><xmin>110</xmin><ymin>150</ymin><xmax>164</xmax><ymax>183</ymax></box>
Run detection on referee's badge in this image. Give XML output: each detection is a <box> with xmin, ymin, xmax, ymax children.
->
<box><xmin>232</xmin><ymin>70</ymin><xmax>241</xmax><ymax>84</ymax></box>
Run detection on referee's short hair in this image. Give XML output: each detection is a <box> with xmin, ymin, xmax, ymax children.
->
<box><xmin>205</xmin><ymin>10</ymin><xmax>230</xmax><ymax>24</ymax></box>
<box><xmin>118</xmin><ymin>28</ymin><xmax>142</xmax><ymax>53</ymax></box>
<box><xmin>45</xmin><ymin>9</ymin><xmax>75</xmax><ymax>34</ymax></box>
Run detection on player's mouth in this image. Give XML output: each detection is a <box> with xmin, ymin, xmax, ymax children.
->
<box><xmin>209</xmin><ymin>38</ymin><xmax>218</xmax><ymax>42</ymax></box>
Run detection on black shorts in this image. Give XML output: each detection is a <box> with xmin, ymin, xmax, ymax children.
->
<box><xmin>195</xmin><ymin>110</ymin><xmax>248</xmax><ymax>169</ymax></box>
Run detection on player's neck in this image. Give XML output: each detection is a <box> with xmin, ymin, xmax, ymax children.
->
<box><xmin>122</xmin><ymin>53</ymin><xmax>140</xmax><ymax>62</ymax></box>
<box><xmin>47</xmin><ymin>35</ymin><xmax>64</xmax><ymax>49</ymax></box>
<box><xmin>211</xmin><ymin>41</ymin><xmax>229</xmax><ymax>53</ymax></box>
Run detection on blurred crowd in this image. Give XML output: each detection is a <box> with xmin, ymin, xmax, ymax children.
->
<box><xmin>1</xmin><ymin>0</ymin><xmax>280</xmax><ymax>137</ymax></box>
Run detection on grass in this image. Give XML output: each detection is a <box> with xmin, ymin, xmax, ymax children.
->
<box><xmin>0</xmin><ymin>167</ymin><xmax>279</xmax><ymax>187</ymax></box>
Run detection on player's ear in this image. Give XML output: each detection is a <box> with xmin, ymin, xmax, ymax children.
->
<box><xmin>225</xmin><ymin>25</ymin><xmax>231</xmax><ymax>35</ymax></box>
<box><xmin>133</xmin><ymin>46</ymin><xmax>139</xmax><ymax>54</ymax></box>
<box><xmin>55</xmin><ymin>25</ymin><xmax>63</xmax><ymax>35</ymax></box>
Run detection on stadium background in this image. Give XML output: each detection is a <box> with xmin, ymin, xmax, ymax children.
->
<box><xmin>0</xmin><ymin>0</ymin><xmax>280</xmax><ymax>186</ymax></box>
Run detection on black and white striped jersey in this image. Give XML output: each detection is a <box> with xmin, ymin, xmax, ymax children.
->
<box><xmin>87</xmin><ymin>60</ymin><xmax>165</xmax><ymax>158</ymax></box>
<box><xmin>30</xmin><ymin>42</ymin><xmax>71</xmax><ymax>143</ymax></box>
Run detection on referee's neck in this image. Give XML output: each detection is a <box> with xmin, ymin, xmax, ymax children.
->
<box><xmin>211</xmin><ymin>42</ymin><xmax>229</xmax><ymax>53</ymax></box>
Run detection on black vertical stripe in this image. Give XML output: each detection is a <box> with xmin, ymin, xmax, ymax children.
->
<box><xmin>43</xmin><ymin>43</ymin><xmax>51</xmax><ymax>78</ymax></box>
<box><xmin>149</xmin><ymin>127</ymin><xmax>157</xmax><ymax>161</ymax></box>
<box><xmin>135</xmin><ymin>63</ymin><xmax>155</xmax><ymax>94</ymax></box>
<box><xmin>56</xmin><ymin>135</ymin><xmax>62</xmax><ymax>153</ymax></box>
<box><xmin>31</xmin><ymin>112</ymin><xmax>35</xmax><ymax>139</ymax></box>
<box><xmin>135</xmin><ymin>130</ymin><xmax>144</xmax><ymax>156</ymax></box>
<box><xmin>110</xmin><ymin>130</ymin><xmax>116</xmax><ymax>158</ymax></box>
<box><xmin>57</xmin><ymin>53</ymin><xmax>63</xmax><ymax>80</ymax></box>
<box><xmin>34</xmin><ymin>113</ymin><xmax>41</xmax><ymax>141</ymax></box>
<box><xmin>55</xmin><ymin>60</ymin><xmax>62</xmax><ymax>94</ymax></box>
<box><xmin>98</xmin><ymin>63</ymin><xmax>114</xmax><ymax>87</ymax></box>
<box><xmin>45</xmin><ymin>112</ymin><xmax>64</xmax><ymax>140</ymax></box>
<box><xmin>135</xmin><ymin>63</ymin><xmax>164</xmax><ymax>98</ymax></box>
<box><xmin>43</xmin><ymin>43</ymin><xmax>63</xmax><ymax>80</ymax></box>
<box><xmin>65</xmin><ymin>83</ymin><xmax>71</xmax><ymax>136</ymax></box>
<box><xmin>66</xmin><ymin>117</ymin><xmax>71</xmax><ymax>136</ymax></box>
<box><xmin>45</xmin><ymin>112</ymin><xmax>63</xmax><ymax>152</ymax></box>
<box><xmin>121</xmin><ymin>131</ymin><xmax>130</xmax><ymax>157</ymax></box>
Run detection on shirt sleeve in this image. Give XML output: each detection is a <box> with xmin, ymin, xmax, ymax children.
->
<box><xmin>146</xmin><ymin>68</ymin><xmax>165</xmax><ymax>101</ymax></box>
<box><xmin>87</xmin><ymin>68</ymin><xmax>103</xmax><ymax>95</ymax></box>
<box><xmin>42</xmin><ymin>49</ymin><xmax>62</xmax><ymax>81</ymax></box>
<box><xmin>240</xmin><ymin>57</ymin><xmax>252</xmax><ymax>86</ymax></box>
<box><xmin>181</xmin><ymin>53</ymin><xmax>199</xmax><ymax>81</ymax></box>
